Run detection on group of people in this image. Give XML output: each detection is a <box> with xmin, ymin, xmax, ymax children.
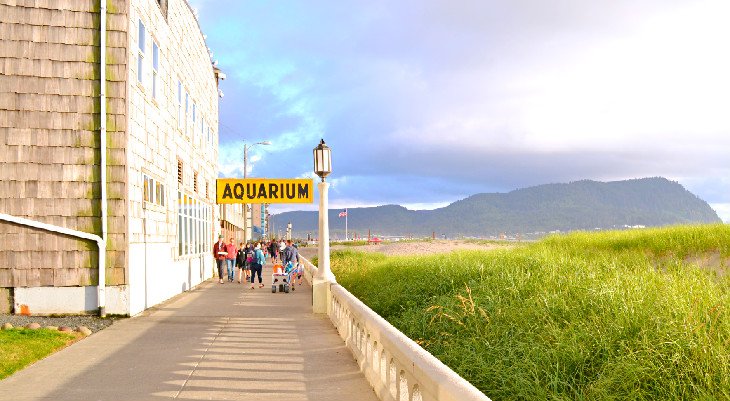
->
<box><xmin>212</xmin><ymin>236</ymin><xmax>300</xmax><ymax>290</ymax></box>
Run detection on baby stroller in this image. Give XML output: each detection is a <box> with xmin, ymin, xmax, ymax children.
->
<box><xmin>286</xmin><ymin>261</ymin><xmax>303</xmax><ymax>290</ymax></box>
<box><xmin>271</xmin><ymin>264</ymin><xmax>290</xmax><ymax>293</ymax></box>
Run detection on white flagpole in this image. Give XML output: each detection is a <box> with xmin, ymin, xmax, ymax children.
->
<box><xmin>345</xmin><ymin>208</ymin><xmax>348</xmax><ymax>241</ymax></box>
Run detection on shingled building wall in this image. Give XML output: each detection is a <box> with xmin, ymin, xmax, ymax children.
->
<box><xmin>0</xmin><ymin>0</ymin><xmax>129</xmax><ymax>291</ymax></box>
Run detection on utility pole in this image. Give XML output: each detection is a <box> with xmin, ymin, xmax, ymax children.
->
<box><xmin>242</xmin><ymin>140</ymin><xmax>271</xmax><ymax>242</ymax></box>
<box><xmin>243</xmin><ymin>145</ymin><xmax>248</xmax><ymax>243</ymax></box>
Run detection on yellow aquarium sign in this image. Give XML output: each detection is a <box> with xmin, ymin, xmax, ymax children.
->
<box><xmin>216</xmin><ymin>179</ymin><xmax>314</xmax><ymax>204</ymax></box>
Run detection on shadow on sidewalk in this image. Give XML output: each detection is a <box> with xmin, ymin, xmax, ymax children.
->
<box><xmin>0</xmin><ymin>264</ymin><xmax>376</xmax><ymax>401</ymax></box>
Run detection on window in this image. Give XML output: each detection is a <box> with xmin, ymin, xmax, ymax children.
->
<box><xmin>137</xmin><ymin>20</ymin><xmax>145</xmax><ymax>84</ymax></box>
<box><xmin>177</xmin><ymin>159</ymin><xmax>183</xmax><ymax>185</ymax></box>
<box><xmin>156</xmin><ymin>181</ymin><xmax>165</xmax><ymax>207</ymax></box>
<box><xmin>205</xmin><ymin>181</ymin><xmax>209</xmax><ymax>199</ymax></box>
<box><xmin>143</xmin><ymin>174</ymin><xmax>151</xmax><ymax>202</ymax></box>
<box><xmin>177</xmin><ymin>192</ymin><xmax>183</xmax><ymax>255</ymax></box>
<box><xmin>201</xmin><ymin>118</ymin><xmax>205</xmax><ymax>148</ymax></box>
<box><xmin>192</xmin><ymin>102</ymin><xmax>197</xmax><ymax>143</ymax></box>
<box><xmin>193</xmin><ymin>171</ymin><xmax>198</xmax><ymax>193</ymax></box>
<box><xmin>152</xmin><ymin>42</ymin><xmax>159</xmax><ymax>99</ymax></box>
<box><xmin>177</xmin><ymin>81</ymin><xmax>182</xmax><ymax>128</ymax></box>
<box><xmin>178</xmin><ymin>192</ymin><xmax>211</xmax><ymax>257</ymax></box>
<box><xmin>185</xmin><ymin>91</ymin><xmax>189</xmax><ymax>137</ymax></box>
<box><xmin>143</xmin><ymin>174</ymin><xmax>165</xmax><ymax>207</ymax></box>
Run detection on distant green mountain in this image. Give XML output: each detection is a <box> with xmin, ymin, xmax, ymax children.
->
<box><xmin>270</xmin><ymin>177</ymin><xmax>721</xmax><ymax>238</ymax></box>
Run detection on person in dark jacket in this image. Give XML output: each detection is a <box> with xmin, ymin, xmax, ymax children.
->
<box><xmin>235</xmin><ymin>242</ymin><xmax>246</xmax><ymax>283</ymax></box>
<box><xmin>243</xmin><ymin>243</ymin><xmax>254</xmax><ymax>281</ymax></box>
<box><xmin>250</xmin><ymin>243</ymin><xmax>266</xmax><ymax>289</ymax></box>
<box><xmin>212</xmin><ymin>235</ymin><xmax>227</xmax><ymax>284</ymax></box>
<box><xmin>268</xmin><ymin>241</ymin><xmax>278</xmax><ymax>264</ymax></box>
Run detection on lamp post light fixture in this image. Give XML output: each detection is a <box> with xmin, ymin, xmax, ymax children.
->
<box><xmin>312</xmin><ymin>139</ymin><xmax>335</xmax><ymax>313</ymax></box>
<box><xmin>313</xmin><ymin>139</ymin><xmax>332</xmax><ymax>181</ymax></box>
<box><xmin>242</xmin><ymin>140</ymin><xmax>271</xmax><ymax>242</ymax></box>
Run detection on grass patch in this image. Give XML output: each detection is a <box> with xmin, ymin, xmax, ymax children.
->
<box><xmin>332</xmin><ymin>224</ymin><xmax>730</xmax><ymax>400</ymax></box>
<box><xmin>0</xmin><ymin>329</ymin><xmax>80</xmax><ymax>379</ymax></box>
<box><xmin>331</xmin><ymin>240</ymin><xmax>372</xmax><ymax>246</ymax></box>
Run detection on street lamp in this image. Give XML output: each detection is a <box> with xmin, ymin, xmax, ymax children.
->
<box><xmin>313</xmin><ymin>139</ymin><xmax>331</xmax><ymax>181</ymax></box>
<box><xmin>312</xmin><ymin>139</ymin><xmax>335</xmax><ymax>313</ymax></box>
<box><xmin>243</xmin><ymin>140</ymin><xmax>271</xmax><ymax>242</ymax></box>
<box><xmin>243</xmin><ymin>140</ymin><xmax>271</xmax><ymax>179</ymax></box>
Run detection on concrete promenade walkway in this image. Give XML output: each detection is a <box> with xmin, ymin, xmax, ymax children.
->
<box><xmin>0</xmin><ymin>262</ymin><xmax>378</xmax><ymax>401</ymax></box>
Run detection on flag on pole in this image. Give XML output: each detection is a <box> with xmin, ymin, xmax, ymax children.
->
<box><xmin>340</xmin><ymin>208</ymin><xmax>348</xmax><ymax>241</ymax></box>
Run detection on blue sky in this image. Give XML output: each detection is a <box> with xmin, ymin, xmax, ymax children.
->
<box><xmin>190</xmin><ymin>0</ymin><xmax>730</xmax><ymax>221</ymax></box>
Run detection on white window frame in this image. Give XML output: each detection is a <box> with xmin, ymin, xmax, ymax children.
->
<box><xmin>143</xmin><ymin>173</ymin><xmax>165</xmax><ymax>207</ymax></box>
<box><xmin>192</xmin><ymin>102</ymin><xmax>197</xmax><ymax>144</ymax></box>
<box><xmin>152</xmin><ymin>41</ymin><xmax>159</xmax><ymax>100</ymax></box>
<box><xmin>177</xmin><ymin>81</ymin><xmax>183</xmax><ymax>128</ymax></box>
<box><xmin>137</xmin><ymin>19</ymin><xmax>145</xmax><ymax>84</ymax></box>
<box><xmin>185</xmin><ymin>91</ymin><xmax>190</xmax><ymax>138</ymax></box>
<box><xmin>200</xmin><ymin>117</ymin><xmax>205</xmax><ymax>148</ymax></box>
<box><xmin>177</xmin><ymin>191</ymin><xmax>211</xmax><ymax>257</ymax></box>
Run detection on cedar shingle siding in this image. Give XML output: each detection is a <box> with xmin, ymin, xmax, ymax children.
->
<box><xmin>0</xmin><ymin>0</ymin><xmax>129</xmax><ymax>288</ymax></box>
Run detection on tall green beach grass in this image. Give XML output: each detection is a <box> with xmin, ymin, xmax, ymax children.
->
<box><xmin>332</xmin><ymin>224</ymin><xmax>730</xmax><ymax>400</ymax></box>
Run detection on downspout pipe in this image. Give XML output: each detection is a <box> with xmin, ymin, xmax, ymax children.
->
<box><xmin>0</xmin><ymin>213</ymin><xmax>106</xmax><ymax>310</ymax></box>
<box><xmin>0</xmin><ymin>0</ymin><xmax>108</xmax><ymax>317</ymax></box>
<box><xmin>98</xmin><ymin>0</ymin><xmax>108</xmax><ymax>317</ymax></box>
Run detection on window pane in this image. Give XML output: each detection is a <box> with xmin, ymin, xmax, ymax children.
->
<box><xmin>199</xmin><ymin>202</ymin><xmax>203</xmax><ymax>253</ymax></box>
<box><xmin>137</xmin><ymin>55</ymin><xmax>143</xmax><ymax>83</ymax></box>
<box><xmin>196</xmin><ymin>199</ymin><xmax>200</xmax><ymax>254</ymax></box>
<box><xmin>138</xmin><ymin>20</ymin><xmax>145</xmax><ymax>51</ymax></box>
<box><xmin>178</xmin><ymin>192</ymin><xmax>182</xmax><ymax>256</ymax></box>
<box><xmin>192</xmin><ymin>199</ymin><xmax>196</xmax><ymax>255</ymax></box>
<box><xmin>143</xmin><ymin>175</ymin><xmax>149</xmax><ymax>202</ymax></box>
<box><xmin>177</xmin><ymin>82</ymin><xmax>182</xmax><ymax>126</ymax></box>
<box><xmin>185</xmin><ymin>92</ymin><xmax>189</xmax><ymax>135</ymax></box>
<box><xmin>149</xmin><ymin>177</ymin><xmax>154</xmax><ymax>203</ymax></box>
<box><xmin>152</xmin><ymin>43</ymin><xmax>159</xmax><ymax>70</ymax></box>
<box><xmin>184</xmin><ymin>195</ymin><xmax>189</xmax><ymax>255</ymax></box>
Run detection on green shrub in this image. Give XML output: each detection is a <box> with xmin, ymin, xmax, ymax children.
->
<box><xmin>332</xmin><ymin>224</ymin><xmax>730</xmax><ymax>400</ymax></box>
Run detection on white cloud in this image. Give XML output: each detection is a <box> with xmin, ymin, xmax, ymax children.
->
<box><xmin>202</xmin><ymin>0</ymin><xmax>729</xmax><ymax>210</ymax></box>
<box><xmin>710</xmin><ymin>203</ymin><xmax>730</xmax><ymax>223</ymax></box>
<box><xmin>388</xmin><ymin>0</ymin><xmax>730</xmax><ymax>156</ymax></box>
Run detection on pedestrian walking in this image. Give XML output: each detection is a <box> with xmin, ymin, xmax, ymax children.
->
<box><xmin>250</xmin><ymin>243</ymin><xmax>266</xmax><ymax>289</ymax></box>
<box><xmin>283</xmin><ymin>240</ymin><xmax>301</xmax><ymax>290</ymax></box>
<box><xmin>226</xmin><ymin>238</ymin><xmax>237</xmax><ymax>282</ymax></box>
<box><xmin>243</xmin><ymin>242</ymin><xmax>253</xmax><ymax>281</ymax></box>
<box><xmin>268</xmin><ymin>240</ymin><xmax>278</xmax><ymax>264</ymax></box>
<box><xmin>213</xmin><ymin>235</ymin><xmax>227</xmax><ymax>284</ymax></box>
<box><xmin>236</xmin><ymin>242</ymin><xmax>246</xmax><ymax>283</ymax></box>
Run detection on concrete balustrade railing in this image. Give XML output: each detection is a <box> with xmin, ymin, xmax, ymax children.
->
<box><xmin>300</xmin><ymin>256</ymin><xmax>491</xmax><ymax>401</ymax></box>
